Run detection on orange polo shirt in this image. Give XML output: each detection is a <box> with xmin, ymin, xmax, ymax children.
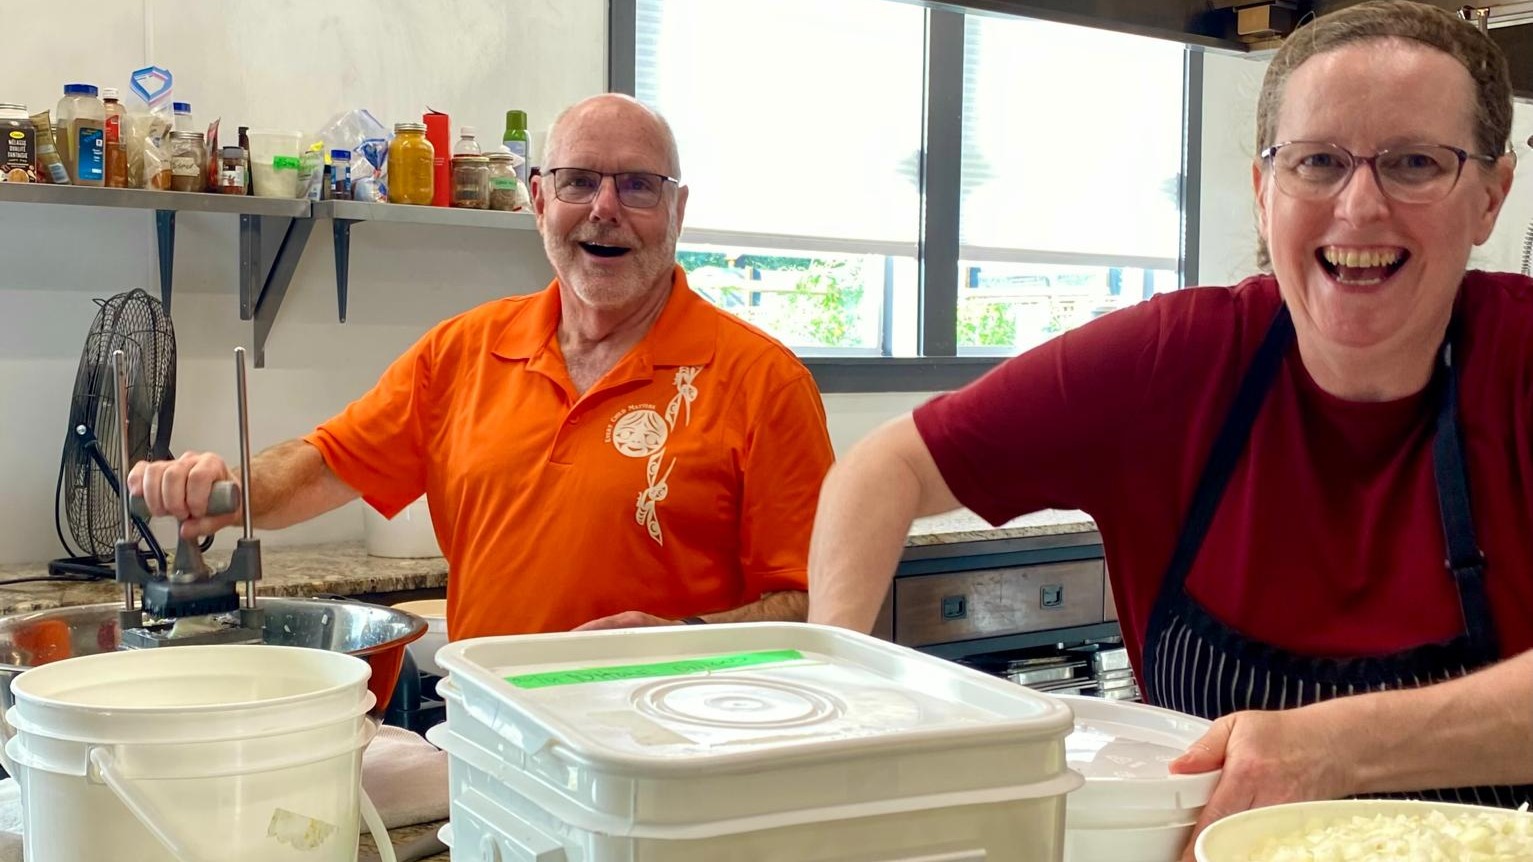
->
<box><xmin>305</xmin><ymin>267</ymin><xmax>834</xmax><ymax>639</ymax></box>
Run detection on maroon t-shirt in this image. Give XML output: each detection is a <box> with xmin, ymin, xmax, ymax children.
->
<box><xmin>915</xmin><ymin>272</ymin><xmax>1533</xmax><ymax>674</ymax></box>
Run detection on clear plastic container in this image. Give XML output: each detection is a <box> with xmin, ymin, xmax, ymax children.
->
<box><xmin>452</xmin><ymin>126</ymin><xmax>481</xmax><ymax>157</ymax></box>
<box><xmin>55</xmin><ymin>84</ymin><xmax>104</xmax><ymax>186</ymax></box>
<box><xmin>172</xmin><ymin>101</ymin><xmax>194</xmax><ymax>133</ymax></box>
<box><xmin>247</xmin><ymin>129</ymin><xmax>302</xmax><ymax>198</ymax></box>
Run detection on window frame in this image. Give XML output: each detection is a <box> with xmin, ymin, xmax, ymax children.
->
<box><xmin>609</xmin><ymin>0</ymin><xmax>1203</xmax><ymax>393</ymax></box>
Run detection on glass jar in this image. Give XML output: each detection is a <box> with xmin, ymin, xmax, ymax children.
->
<box><xmin>388</xmin><ymin>123</ymin><xmax>434</xmax><ymax>205</ymax></box>
<box><xmin>451</xmin><ymin>155</ymin><xmax>490</xmax><ymax>209</ymax></box>
<box><xmin>217</xmin><ymin>146</ymin><xmax>247</xmax><ymax>194</ymax></box>
<box><xmin>487</xmin><ymin>152</ymin><xmax>518</xmax><ymax>211</ymax></box>
<box><xmin>169</xmin><ymin>131</ymin><xmax>206</xmax><ymax>192</ymax></box>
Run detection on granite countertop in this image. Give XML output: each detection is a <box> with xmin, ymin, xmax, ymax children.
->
<box><xmin>0</xmin><ymin>510</ymin><xmax>1097</xmax><ymax>617</ymax></box>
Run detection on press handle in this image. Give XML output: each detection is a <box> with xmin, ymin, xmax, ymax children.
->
<box><xmin>129</xmin><ymin>480</ymin><xmax>242</xmax><ymax>522</ymax></box>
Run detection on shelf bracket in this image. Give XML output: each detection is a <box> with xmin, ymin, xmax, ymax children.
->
<box><xmin>154</xmin><ymin>209</ymin><xmax>175</xmax><ymax>313</ymax></box>
<box><xmin>243</xmin><ymin>215</ymin><xmax>317</xmax><ymax>368</ymax></box>
<box><xmin>332</xmin><ymin>218</ymin><xmax>359</xmax><ymax>323</ymax></box>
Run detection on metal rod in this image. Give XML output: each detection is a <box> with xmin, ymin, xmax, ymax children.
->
<box><xmin>235</xmin><ymin>347</ymin><xmax>256</xmax><ymax>609</ymax></box>
<box><xmin>112</xmin><ymin>349</ymin><xmax>134</xmax><ymax>609</ymax></box>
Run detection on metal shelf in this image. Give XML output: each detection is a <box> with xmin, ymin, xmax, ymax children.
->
<box><xmin>2</xmin><ymin>186</ymin><xmax>539</xmax><ymax>368</ymax></box>
<box><xmin>0</xmin><ymin>182</ymin><xmax>308</xmax><ymax>217</ymax></box>
<box><xmin>311</xmin><ymin>200</ymin><xmax>535</xmax><ymax>328</ymax></box>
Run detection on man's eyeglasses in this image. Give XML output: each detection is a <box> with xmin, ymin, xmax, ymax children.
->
<box><xmin>545</xmin><ymin>168</ymin><xmax>678</xmax><ymax>209</ymax></box>
<box><xmin>1259</xmin><ymin>141</ymin><xmax>1500</xmax><ymax>205</ymax></box>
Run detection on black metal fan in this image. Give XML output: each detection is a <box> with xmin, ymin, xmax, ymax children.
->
<box><xmin>48</xmin><ymin>289</ymin><xmax>178</xmax><ymax>580</ymax></box>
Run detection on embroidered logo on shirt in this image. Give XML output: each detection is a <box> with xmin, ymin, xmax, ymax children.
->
<box><xmin>607</xmin><ymin>367</ymin><xmax>701</xmax><ymax>545</ymax></box>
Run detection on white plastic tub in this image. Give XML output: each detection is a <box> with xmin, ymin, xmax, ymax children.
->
<box><xmin>7</xmin><ymin>644</ymin><xmax>381</xmax><ymax>862</ymax></box>
<box><xmin>1056</xmin><ymin>694</ymin><xmax>1219</xmax><ymax>862</ymax></box>
<box><xmin>433</xmin><ymin>623</ymin><xmax>1084</xmax><ymax>861</ymax></box>
<box><xmin>392</xmin><ymin>598</ymin><xmax>447</xmax><ymax>676</ymax></box>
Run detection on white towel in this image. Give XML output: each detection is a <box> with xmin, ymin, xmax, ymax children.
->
<box><xmin>360</xmin><ymin>725</ymin><xmax>450</xmax><ymax>829</ymax></box>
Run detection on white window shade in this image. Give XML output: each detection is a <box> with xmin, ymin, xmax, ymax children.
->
<box><xmin>636</xmin><ymin>0</ymin><xmax>925</xmax><ymax>245</ymax></box>
<box><xmin>960</xmin><ymin>15</ymin><xmax>1185</xmax><ymax>261</ymax></box>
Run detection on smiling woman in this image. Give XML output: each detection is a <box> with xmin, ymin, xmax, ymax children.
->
<box><xmin>807</xmin><ymin>1</ymin><xmax>1533</xmax><ymax>854</ymax></box>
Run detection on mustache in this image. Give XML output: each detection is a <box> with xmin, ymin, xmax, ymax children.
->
<box><xmin>571</xmin><ymin>227</ymin><xmax>640</xmax><ymax>247</ymax></box>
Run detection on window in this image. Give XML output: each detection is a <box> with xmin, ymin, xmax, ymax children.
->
<box><xmin>635</xmin><ymin>0</ymin><xmax>925</xmax><ymax>353</ymax></box>
<box><xmin>622</xmin><ymin>0</ymin><xmax>1192</xmax><ymax>371</ymax></box>
<box><xmin>958</xmin><ymin>15</ymin><xmax>1186</xmax><ymax>353</ymax></box>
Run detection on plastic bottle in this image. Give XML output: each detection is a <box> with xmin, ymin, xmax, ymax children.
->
<box><xmin>101</xmin><ymin>87</ymin><xmax>127</xmax><ymax>188</ymax></box>
<box><xmin>173</xmin><ymin>102</ymin><xmax>194</xmax><ymax>133</ymax></box>
<box><xmin>502</xmin><ymin>109</ymin><xmax>530</xmax><ymax>188</ymax></box>
<box><xmin>453</xmin><ymin>126</ymin><xmax>482</xmax><ymax>157</ymax></box>
<box><xmin>330</xmin><ymin>149</ymin><xmax>351</xmax><ymax>199</ymax></box>
<box><xmin>56</xmin><ymin>84</ymin><xmax>105</xmax><ymax>186</ymax></box>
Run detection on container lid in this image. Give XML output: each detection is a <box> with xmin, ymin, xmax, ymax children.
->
<box><xmin>170</xmin><ymin>130</ymin><xmax>204</xmax><ymax>140</ymax></box>
<box><xmin>1054</xmin><ymin>694</ymin><xmax>1219</xmax><ymax>814</ymax></box>
<box><xmin>173</xmin><ymin>101</ymin><xmax>191</xmax><ymax>112</ymax></box>
<box><xmin>504</xmin><ymin>109</ymin><xmax>527</xmax><ymax>130</ymax></box>
<box><xmin>487</xmin><ymin>152</ymin><xmax>513</xmax><ymax>162</ymax></box>
<box><xmin>436</xmin><ymin>623</ymin><xmax>1075</xmax><ymax>775</ymax></box>
<box><xmin>0</xmin><ymin>104</ymin><xmax>27</xmax><ymax>116</ymax></box>
<box><xmin>395</xmin><ymin>122</ymin><xmax>427</xmax><ymax>132</ymax></box>
<box><xmin>330</xmin><ymin>149</ymin><xmax>351</xmax><ymax>159</ymax></box>
<box><xmin>220</xmin><ymin>146</ymin><xmax>245</xmax><ymax>158</ymax></box>
<box><xmin>63</xmin><ymin>84</ymin><xmax>99</xmax><ymax>97</ymax></box>
<box><xmin>453</xmin><ymin>155</ymin><xmax>490</xmax><ymax>163</ymax></box>
<box><xmin>100</xmin><ymin>87</ymin><xmax>120</xmax><ymax>100</ymax></box>
<box><xmin>459</xmin><ymin>126</ymin><xmax>476</xmax><ymax>137</ymax></box>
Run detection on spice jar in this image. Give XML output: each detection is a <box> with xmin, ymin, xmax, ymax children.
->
<box><xmin>217</xmin><ymin>146</ymin><xmax>247</xmax><ymax>194</ymax></box>
<box><xmin>387</xmin><ymin>122</ymin><xmax>434</xmax><ymax>205</ymax></box>
<box><xmin>169</xmin><ymin>131</ymin><xmax>206</xmax><ymax>192</ymax></box>
<box><xmin>451</xmin><ymin>154</ymin><xmax>490</xmax><ymax>209</ymax></box>
<box><xmin>0</xmin><ymin>104</ymin><xmax>36</xmax><ymax>183</ymax></box>
<box><xmin>487</xmin><ymin>151</ymin><xmax>518</xmax><ymax>211</ymax></box>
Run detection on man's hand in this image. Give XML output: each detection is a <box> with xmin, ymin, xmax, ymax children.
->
<box><xmin>572</xmin><ymin>611</ymin><xmax>685</xmax><ymax>631</ymax></box>
<box><xmin>1171</xmin><ymin>707</ymin><xmax>1354</xmax><ymax>861</ymax></box>
<box><xmin>127</xmin><ymin>451</ymin><xmax>242</xmax><ymax>539</ymax></box>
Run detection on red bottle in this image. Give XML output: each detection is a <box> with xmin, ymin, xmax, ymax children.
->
<box><xmin>423</xmin><ymin>110</ymin><xmax>452</xmax><ymax>207</ymax></box>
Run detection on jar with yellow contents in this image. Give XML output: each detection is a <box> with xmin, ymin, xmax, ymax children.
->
<box><xmin>387</xmin><ymin>122</ymin><xmax>434</xmax><ymax>205</ymax></box>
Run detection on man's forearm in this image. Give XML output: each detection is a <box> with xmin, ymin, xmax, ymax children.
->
<box><xmin>1336</xmin><ymin>649</ymin><xmax>1533</xmax><ymax>793</ymax></box>
<box><xmin>698</xmin><ymin>590</ymin><xmax>807</xmax><ymax>624</ymax></box>
<box><xmin>247</xmin><ymin>439</ymin><xmax>360</xmax><ymax>529</ymax></box>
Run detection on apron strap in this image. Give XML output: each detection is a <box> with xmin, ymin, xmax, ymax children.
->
<box><xmin>1152</xmin><ymin>304</ymin><xmax>1295</xmax><ymax>601</ymax></box>
<box><xmin>1432</xmin><ymin>341</ymin><xmax>1500</xmax><ymax>660</ymax></box>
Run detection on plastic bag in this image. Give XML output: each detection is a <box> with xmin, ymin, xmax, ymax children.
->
<box><xmin>126</xmin><ymin>65</ymin><xmax>174</xmax><ymax>189</ymax></box>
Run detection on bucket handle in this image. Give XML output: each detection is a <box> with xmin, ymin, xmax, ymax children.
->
<box><xmin>89</xmin><ymin>746</ymin><xmax>398</xmax><ymax>862</ymax></box>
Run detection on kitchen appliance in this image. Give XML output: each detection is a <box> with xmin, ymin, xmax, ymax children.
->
<box><xmin>49</xmin><ymin>288</ymin><xmax>176</xmax><ymax>581</ymax></box>
<box><xmin>114</xmin><ymin>347</ymin><xmax>266</xmax><ymax>648</ymax></box>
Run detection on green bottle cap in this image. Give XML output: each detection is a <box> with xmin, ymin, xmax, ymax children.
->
<box><xmin>504</xmin><ymin>110</ymin><xmax>528</xmax><ymax>132</ymax></box>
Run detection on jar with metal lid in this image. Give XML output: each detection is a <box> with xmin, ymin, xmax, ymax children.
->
<box><xmin>0</xmin><ymin>103</ymin><xmax>36</xmax><ymax>183</ymax></box>
<box><xmin>487</xmin><ymin>151</ymin><xmax>518</xmax><ymax>211</ymax></box>
<box><xmin>387</xmin><ymin>123</ymin><xmax>434</xmax><ymax>205</ymax></box>
<box><xmin>217</xmin><ymin>146</ymin><xmax>247</xmax><ymax>194</ymax></box>
<box><xmin>169</xmin><ymin>130</ymin><xmax>206</xmax><ymax>192</ymax></box>
<box><xmin>451</xmin><ymin>154</ymin><xmax>490</xmax><ymax>209</ymax></box>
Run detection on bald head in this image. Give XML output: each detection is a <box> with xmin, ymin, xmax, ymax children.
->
<box><xmin>542</xmin><ymin>94</ymin><xmax>681</xmax><ymax>179</ymax></box>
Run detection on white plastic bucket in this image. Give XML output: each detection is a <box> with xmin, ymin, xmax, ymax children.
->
<box><xmin>248</xmin><ymin>129</ymin><xmax>302</xmax><ymax>198</ymax></box>
<box><xmin>364</xmin><ymin>497</ymin><xmax>442</xmax><ymax>559</ymax></box>
<box><xmin>391</xmin><ymin>599</ymin><xmax>447</xmax><ymax>676</ymax></box>
<box><xmin>1195</xmin><ymin>798</ymin><xmax>1533</xmax><ymax>861</ymax></box>
<box><xmin>1055</xmin><ymin>694</ymin><xmax>1219</xmax><ymax>862</ymax></box>
<box><xmin>6</xmin><ymin>644</ymin><xmax>393</xmax><ymax>862</ymax></box>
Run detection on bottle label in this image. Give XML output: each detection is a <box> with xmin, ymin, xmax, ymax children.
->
<box><xmin>105</xmin><ymin>114</ymin><xmax>121</xmax><ymax>144</ymax></box>
<box><xmin>78</xmin><ymin>127</ymin><xmax>105</xmax><ymax>181</ymax></box>
<box><xmin>171</xmin><ymin>155</ymin><xmax>199</xmax><ymax>177</ymax></box>
<box><xmin>1</xmin><ymin>125</ymin><xmax>37</xmax><ymax>182</ymax></box>
<box><xmin>506</xmin><ymin>140</ymin><xmax>529</xmax><ymax>184</ymax></box>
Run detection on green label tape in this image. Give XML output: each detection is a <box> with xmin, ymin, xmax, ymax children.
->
<box><xmin>506</xmin><ymin>649</ymin><xmax>804</xmax><ymax>689</ymax></box>
<box><xmin>272</xmin><ymin>155</ymin><xmax>300</xmax><ymax>171</ymax></box>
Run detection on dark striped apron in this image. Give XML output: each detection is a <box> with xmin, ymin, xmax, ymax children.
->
<box><xmin>1140</xmin><ymin>303</ymin><xmax>1533</xmax><ymax>808</ymax></box>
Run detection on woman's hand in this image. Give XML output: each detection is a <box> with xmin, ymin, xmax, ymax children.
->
<box><xmin>1171</xmin><ymin>706</ymin><xmax>1356</xmax><ymax>861</ymax></box>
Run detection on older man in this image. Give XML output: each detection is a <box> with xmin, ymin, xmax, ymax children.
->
<box><xmin>128</xmin><ymin>94</ymin><xmax>834</xmax><ymax>638</ymax></box>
